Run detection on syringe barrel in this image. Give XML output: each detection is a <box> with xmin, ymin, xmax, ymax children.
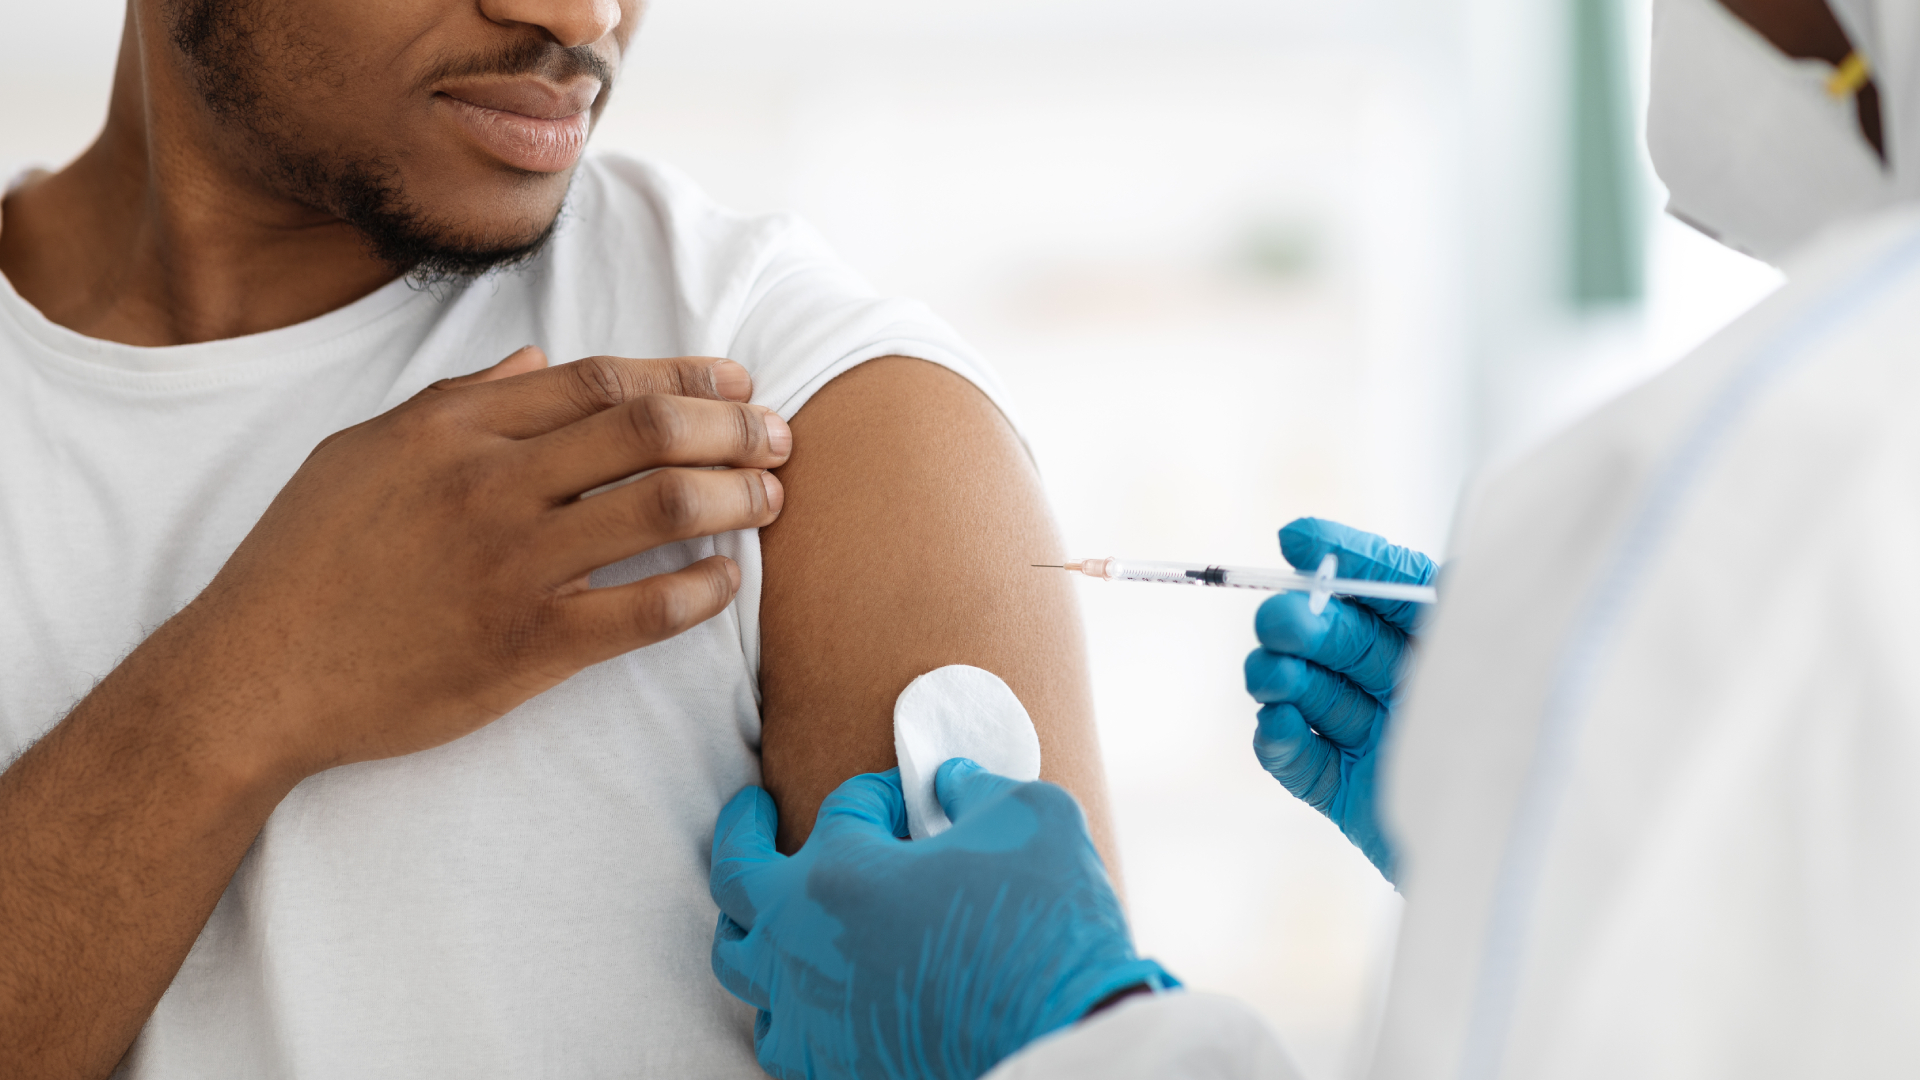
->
<box><xmin>1103</xmin><ymin>561</ymin><xmax>1308</xmax><ymax>590</ymax></box>
<box><xmin>1103</xmin><ymin>560</ymin><xmax>1202</xmax><ymax>585</ymax></box>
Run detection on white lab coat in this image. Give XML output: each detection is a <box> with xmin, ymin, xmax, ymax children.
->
<box><xmin>981</xmin><ymin>991</ymin><xmax>1301</xmax><ymax>1080</ymax></box>
<box><xmin>990</xmin><ymin>204</ymin><xmax>1920</xmax><ymax>1079</ymax></box>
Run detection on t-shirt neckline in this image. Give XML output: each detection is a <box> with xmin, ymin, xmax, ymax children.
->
<box><xmin>0</xmin><ymin>266</ymin><xmax>429</xmax><ymax>376</ymax></box>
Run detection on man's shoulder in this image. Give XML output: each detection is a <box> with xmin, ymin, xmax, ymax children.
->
<box><xmin>560</xmin><ymin>152</ymin><xmax>838</xmax><ymax>291</ymax></box>
<box><xmin>538</xmin><ymin>150</ymin><xmax>994</xmax><ymax>422</ymax></box>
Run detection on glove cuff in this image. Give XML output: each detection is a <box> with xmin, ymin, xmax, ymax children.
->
<box><xmin>969</xmin><ymin>959</ymin><xmax>1180</xmax><ymax>1080</ymax></box>
<box><xmin>1042</xmin><ymin>958</ymin><xmax>1183</xmax><ymax>1040</ymax></box>
<box><xmin>1079</xmin><ymin>958</ymin><xmax>1182</xmax><ymax>1014</ymax></box>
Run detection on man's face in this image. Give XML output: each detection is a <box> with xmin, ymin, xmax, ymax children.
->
<box><xmin>166</xmin><ymin>0</ymin><xmax>637</xmax><ymax>279</ymax></box>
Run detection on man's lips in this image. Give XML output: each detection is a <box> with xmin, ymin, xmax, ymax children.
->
<box><xmin>436</xmin><ymin>77</ymin><xmax>599</xmax><ymax>173</ymax></box>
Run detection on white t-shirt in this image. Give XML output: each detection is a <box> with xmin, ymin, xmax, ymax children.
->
<box><xmin>0</xmin><ymin>153</ymin><xmax>1003</xmax><ymax>1079</ymax></box>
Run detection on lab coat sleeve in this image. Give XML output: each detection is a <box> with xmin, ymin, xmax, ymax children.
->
<box><xmin>980</xmin><ymin>991</ymin><xmax>1303</xmax><ymax>1080</ymax></box>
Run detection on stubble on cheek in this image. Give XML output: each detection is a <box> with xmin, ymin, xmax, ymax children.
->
<box><xmin>161</xmin><ymin>0</ymin><xmax>571</xmax><ymax>280</ymax></box>
<box><xmin>169</xmin><ymin>0</ymin><xmax>339</xmax><ymax>130</ymax></box>
<box><xmin>166</xmin><ymin>0</ymin><xmax>374</xmax><ymax>202</ymax></box>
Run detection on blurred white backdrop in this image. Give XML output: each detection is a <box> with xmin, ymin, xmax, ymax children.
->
<box><xmin>0</xmin><ymin>1</ymin><xmax>1785</xmax><ymax>1076</ymax></box>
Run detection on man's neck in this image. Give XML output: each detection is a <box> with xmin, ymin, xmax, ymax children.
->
<box><xmin>0</xmin><ymin>12</ymin><xmax>400</xmax><ymax>348</ymax></box>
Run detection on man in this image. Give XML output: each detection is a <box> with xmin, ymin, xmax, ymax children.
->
<box><xmin>705</xmin><ymin>0</ymin><xmax>1920</xmax><ymax>1076</ymax></box>
<box><xmin>0</xmin><ymin>1</ymin><xmax>1115</xmax><ymax>1077</ymax></box>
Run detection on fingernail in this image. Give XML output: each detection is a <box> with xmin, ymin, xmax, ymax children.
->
<box><xmin>719</xmin><ymin>556</ymin><xmax>742</xmax><ymax>591</ymax></box>
<box><xmin>759</xmin><ymin>470</ymin><xmax>785</xmax><ymax>514</ymax></box>
<box><xmin>762</xmin><ymin>411</ymin><xmax>792</xmax><ymax>457</ymax></box>
<box><xmin>712</xmin><ymin>360</ymin><xmax>752</xmax><ymax>401</ymax></box>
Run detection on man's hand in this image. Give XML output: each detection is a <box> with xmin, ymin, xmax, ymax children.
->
<box><xmin>1244</xmin><ymin>518</ymin><xmax>1437</xmax><ymax>882</ymax></box>
<box><xmin>185</xmin><ymin>345</ymin><xmax>790</xmax><ymax>775</ymax></box>
<box><xmin>710</xmin><ymin>760</ymin><xmax>1176</xmax><ymax>1080</ymax></box>
<box><xmin>0</xmin><ymin>346</ymin><xmax>787</xmax><ymax>1080</ymax></box>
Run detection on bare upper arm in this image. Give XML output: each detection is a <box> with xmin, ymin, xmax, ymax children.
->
<box><xmin>757</xmin><ymin>356</ymin><xmax>1117</xmax><ymax>870</ymax></box>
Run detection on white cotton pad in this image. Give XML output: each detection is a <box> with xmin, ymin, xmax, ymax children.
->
<box><xmin>893</xmin><ymin>665</ymin><xmax>1042</xmax><ymax>840</ymax></box>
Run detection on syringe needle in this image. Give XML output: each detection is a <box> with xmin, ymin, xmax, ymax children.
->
<box><xmin>1031</xmin><ymin>564</ymin><xmax>1065</xmax><ymax>568</ymax></box>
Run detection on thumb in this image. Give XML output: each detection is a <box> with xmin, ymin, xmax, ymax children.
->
<box><xmin>710</xmin><ymin>786</ymin><xmax>782</xmax><ymax>928</ymax></box>
<box><xmin>436</xmin><ymin>344</ymin><xmax>551</xmax><ymax>390</ymax></box>
<box><xmin>815</xmin><ymin>769</ymin><xmax>912</xmax><ymax>842</ymax></box>
<box><xmin>934</xmin><ymin>757</ymin><xmax>1027</xmax><ymax>824</ymax></box>
<box><xmin>1278</xmin><ymin>517</ymin><xmax>1436</xmax><ymax>634</ymax></box>
<box><xmin>1278</xmin><ymin>517</ymin><xmax>1435</xmax><ymax>584</ymax></box>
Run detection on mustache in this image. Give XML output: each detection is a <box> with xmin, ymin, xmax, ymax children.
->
<box><xmin>422</xmin><ymin>37</ymin><xmax>615</xmax><ymax>90</ymax></box>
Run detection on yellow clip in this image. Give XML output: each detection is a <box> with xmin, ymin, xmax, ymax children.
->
<box><xmin>1828</xmin><ymin>51</ymin><xmax>1872</xmax><ymax>98</ymax></box>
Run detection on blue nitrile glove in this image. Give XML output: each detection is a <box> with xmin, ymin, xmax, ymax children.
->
<box><xmin>1244</xmin><ymin>517</ymin><xmax>1438</xmax><ymax>883</ymax></box>
<box><xmin>709</xmin><ymin>760</ymin><xmax>1177</xmax><ymax>1080</ymax></box>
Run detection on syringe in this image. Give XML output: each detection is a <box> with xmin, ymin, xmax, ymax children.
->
<box><xmin>1034</xmin><ymin>556</ymin><xmax>1437</xmax><ymax>613</ymax></box>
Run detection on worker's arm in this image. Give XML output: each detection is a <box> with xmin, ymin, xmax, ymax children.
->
<box><xmin>0</xmin><ymin>352</ymin><xmax>788</xmax><ymax>1080</ymax></box>
<box><xmin>712</xmin><ymin>763</ymin><xmax>1295</xmax><ymax>1080</ymax></box>
<box><xmin>983</xmin><ymin>991</ymin><xmax>1300</xmax><ymax>1080</ymax></box>
<box><xmin>757</xmin><ymin>356</ymin><xmax>1117</xmax><ymax>864</ymax></box>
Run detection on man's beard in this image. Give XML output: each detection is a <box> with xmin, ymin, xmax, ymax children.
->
<box><xmin>262</xmin><ymin>151</ymin><xmax>561</xmax><ymax>285</ymax></box>
<box><xmin>167</xmin><ymin>0</ymin><xmax>574</xmax><ymax>283</ymax></box>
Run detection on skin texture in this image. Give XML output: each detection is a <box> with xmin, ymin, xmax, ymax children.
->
<box><xmin>759</xmin><ymin>357</ymin><xmax>1115</xmax><ymax>865</ymax></box>
<box><xmin>1718</xmin><ymin>0</ymin><xmax>1884</xmax><ymax>157</ymax></box>
<box><xmin>0</xmin><ymin>0</ymin><xmax>1116</xmax><ymax>1074</ymax></box>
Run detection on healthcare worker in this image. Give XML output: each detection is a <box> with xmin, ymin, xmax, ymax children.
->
<box><xmin>708</xmin><ymin>0</ymin><xmax>1920</xmax><ymax>1075</ymax></box>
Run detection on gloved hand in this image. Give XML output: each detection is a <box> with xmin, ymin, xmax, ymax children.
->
<box><xmin>1244</xmin><ymin>517</ymin><xmax>1437</xmax><ymax>882</ymax></box>
<box><xmin>709</xmin><ymin>760</ymin><xmax>1177</xmax><ymax>1080</ymax></box>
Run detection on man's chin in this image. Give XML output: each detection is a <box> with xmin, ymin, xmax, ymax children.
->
<box><xmin>283</xmin><ymin>145</ymin><xmax>571</xmax><ymax>283</ymax></box>
<box><xmin>381</xmin><ymin>225</ymin><xmax>560</xmax><ymax>284</ymax></box>
<box><xmin>344</xmin><ymin>192</ymin><xmax>567</xmax><ymax>283</ymax></box>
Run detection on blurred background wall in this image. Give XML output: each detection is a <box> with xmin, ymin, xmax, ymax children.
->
<box><xmin>1</xmin><ymin>1</ymin><xmax>1787</xmax><ymax>1076</ymax></box>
